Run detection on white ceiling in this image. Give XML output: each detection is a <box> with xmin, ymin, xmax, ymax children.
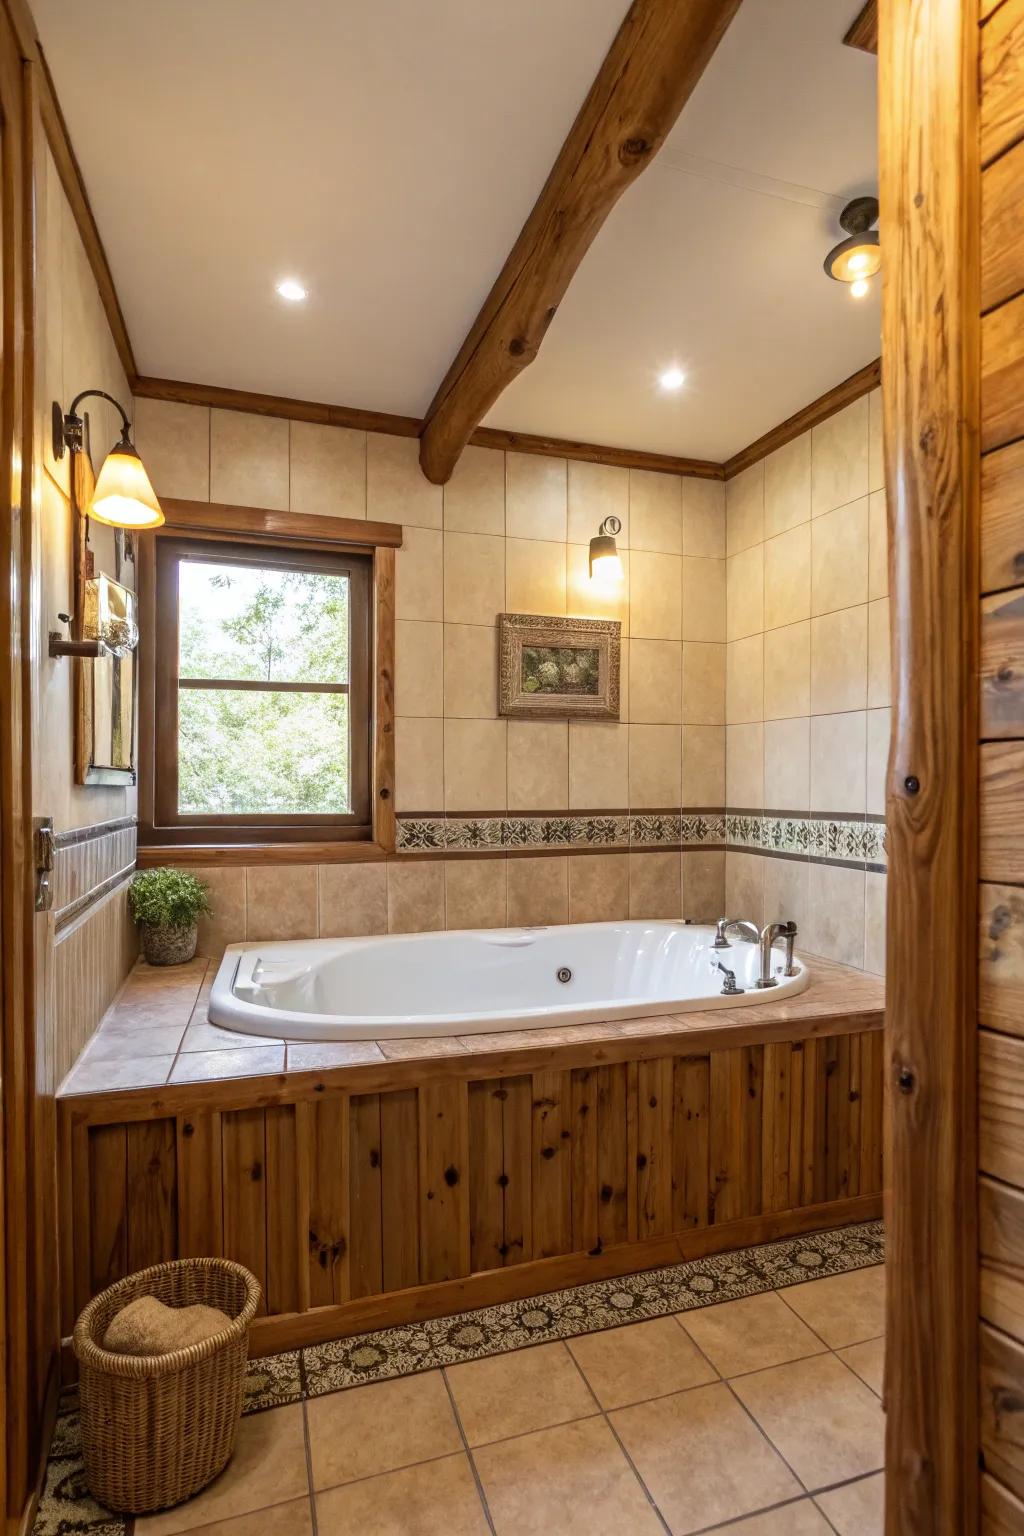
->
<box><xmin>35</xmin><ymin>0</ymin><xmax>878</xmax><ymax>462</ymax></box>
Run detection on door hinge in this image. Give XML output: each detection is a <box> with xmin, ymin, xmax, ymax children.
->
<box><xmin>34</xmin><ymin>816</ymin><xmax>54</xmax><ymax>912</ymax></box>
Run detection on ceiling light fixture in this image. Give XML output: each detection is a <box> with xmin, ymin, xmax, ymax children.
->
<box><xmin>51</xmin><ymin>391</ymin><xmax>163</xmax><ymax>530</ymax></box>
<box><xmin>659</xmin><ymin>366</ymin><xmax>686</xmax><ymax>391</ymax></box>
<box><xmin>824</xmin><ymin>196</ymin><xmax>880</xmax><ymax>294</ymax></box>
<box><xmin>589</xmin><ymin>516</ymin><xmax>623</xmax><ymax>582</ymax></box>
<box><xmin>276</xmin><ymin>278</ymin><xmax>308</xmax><ymax>302</ymax></box>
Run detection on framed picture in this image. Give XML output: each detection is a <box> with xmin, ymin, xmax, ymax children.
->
<box><xmin>498</xmin><ymin>613</ymin><xmax>621</xmax><ymax>720</ymax></box>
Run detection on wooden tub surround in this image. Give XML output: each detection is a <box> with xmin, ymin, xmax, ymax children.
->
<box><xmin>57</xmin><ymin>956</ymin><xmax>884</xmax><ymax>1363</ymax></box>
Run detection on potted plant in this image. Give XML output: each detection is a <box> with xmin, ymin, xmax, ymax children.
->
<box><xmin>128</xmin><ymin>868</ymin><xmax>211</xmax><ymax>966</ymax></box>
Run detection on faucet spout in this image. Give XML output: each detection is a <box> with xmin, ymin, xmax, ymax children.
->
<box><xmin>756</xmin><ymin>920</ymin><xmax>799</xmax><ymax>988</ymax></box>
<box><xmin>713</xmin><ymin>917</ymin><xmax>760</xmax><ymax>949</ymax></box>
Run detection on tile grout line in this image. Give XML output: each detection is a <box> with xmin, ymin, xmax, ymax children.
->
<box><xmin>439</xmin><ymin>1368</ymin><xmax>498</xmax><ymax>1535</ymax></box>
<box><xmin>302</xmin><ymin>1394</ymin><xmax>320</xmax><ymax>1536</ymax></box>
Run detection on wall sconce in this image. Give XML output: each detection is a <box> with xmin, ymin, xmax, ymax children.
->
<box><xmin>824</xmin><ymin>196</ymin><xmax>880</xmax><ymax>299</ymax></box>
<box><xmin>589</xmin><ymin>516</ymin><xmax>623</xmax><ymax>581</ymax></box>
<box><xmin>51</xmin><ymin>389</ymin><xmax>164</xmax><ymax>529</ymax></box>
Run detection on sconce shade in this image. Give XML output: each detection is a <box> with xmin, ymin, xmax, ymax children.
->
<box><xmin>588</xmin><ymin>514</ymin><xmax>623</xmax><ymax>581</ymax></box>
<box><xmin>89</xmin><ymin>441</ymin><xmax>164</xmax><ymax>529</ymax></box>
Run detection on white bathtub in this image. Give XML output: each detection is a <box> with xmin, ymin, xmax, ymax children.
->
<box><xmin>209</xmin><ymin>921</ymin><xmax>809</xmax><ymax>1042</ymax></box>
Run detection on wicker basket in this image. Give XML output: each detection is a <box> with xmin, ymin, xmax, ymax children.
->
<box><xmin>73</xmin><ymin>1258</ymin><xmax>261</xmax><ymax>1514</ymax></box>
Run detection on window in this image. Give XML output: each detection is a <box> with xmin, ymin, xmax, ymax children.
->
<box><xmin>149</xmin><ymin>536</ymin><xmax>373</xmax><ymax>843</ymax></box>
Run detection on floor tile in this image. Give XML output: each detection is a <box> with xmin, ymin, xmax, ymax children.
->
<box><xmin>815</xmin><ymin>1471</ymin><xmax>885</xmax><ymax>1534</ymax></box>
<box><xmin>307</xmin><ymin>1369</ymin><xmax>461</xmax><ymax>1488</ymax></box>
<box><xmin>473</xmin><ymin>1415</ymin><xmax>663</xmax><ymax>1536</ymax></box>
<box><xmin>680</xmin><ymin>1290</ymin><xmax>827</xmax><ymax>1378</ymax></box>
<box><xmin>134</xmin><ymin>1403</ymin><xmax>307</xmax><ymax>1533</ymax></box>
<box><xmin>445</xmin><ymin>1340</ymin><xmax>596</xmax><ymax>1446</ymax></box>
<box><xmin>164</xmin><ymin>1497</ymin><xmax>313</xmax><ymax>1534</ymax></box>
<box><xmin>315</xmin><ymin>1453</ymin><xmax>488</xmax><ymax>1535</ymax></box>
<box><xmin>705</xmin><ymin>1501</ymin><xmax>832</xmax><ymax>1533</ymax></box>
<box><xmin>731</xmin><ymin>1353</ymin><xmax>885</xmax><ymax>1492</ymax></box>
<box><xmin>610</xmin><ymin>1381</ymin><xmax>800</xmax><ymax>1534</ymax></box>
<box><xmin>567</xmin><ymin>1316</ymin><xmax>717</xmax><ymax>1409</ymax></box>
<box><xmin>836</xmin><ymin>1336</ymin><xmax>885</xmax><ymax>1396</ymax></box>
<box><xmin>781</xmin><ymin>1265</ymin><xmax>885</xmax><ymax>1348</ymax></box>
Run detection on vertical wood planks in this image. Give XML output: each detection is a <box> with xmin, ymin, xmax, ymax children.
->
<box><xmin>125</xmin><ymin>1119</ymin><xmax>177</xmax><ymax>1273</ymax></box>
<box><xmin>348</xmin><ymin>1095</ymin><xmax>383</xmax><ymax>1299</ymax></box>
<box><xmin>380</xmin><ymin>1088</ymin><xmax>419</xmax><ymax>1292</ymax></box>
<box><xmin>87</xmin><ymin>1124</ymin><xmax>127</xmax><ymax>1297</ymax></box>
<box><xmin>570</xmin><ymin>1067</ymin><xmax>599</xmax><ymax>1254</ymax></box>
<box><xmin>636</xmin><ymin>1058</ymin><xmax>673</xmax><ymax>1239</ymax></box>
<box><xmin>596</xmin><ymin>1063</ymin><xmax>630</xmax><ymax>1249</ymax></box>
<box><xmin>531</xmin><ymin>1070</ymin><xmax>572</xmax><ymax>1258</ymax></box>
<box><xmin>710</xmin><ymin>1047</ymin><xmax>763</xmax><ymax>1224</ymax></box>
<box><xmin>305</xmin><ymin>1098</ymin><xmax>350</xmax><ymax>1306</ymax></box>
<box><xmin>222</xmin><ymin>1108</ymin><xmax>268</xmax><ymax>1314</ymax></box>
<box><xmin>672</xmin><ymin>1056</ymin><xmax>710</xmax><ymax>1229</ymax></box>
<box><xmin>468</xmin><ymin>1080</ymin><xmax>504</xmax><ymax>1273</ymax></box>
<box><xmin>501</xmin><ymin>1075</ymin><xmax>532</xmax><ymax>1267</ymax></box>
<box><xmin>418</xmin><ymin>1081</ymin><xmax>470</xmax><ymax>1283</ymax></box>
<box><xmin>177</xmin><ymin>1110</ymin><xmax>222</xmax><ymax>1260</ymax></box>
<box><xmin>265</xmin><ymin>1105</ymin><xmax>303</xmax><ymax>1314</ymax></box>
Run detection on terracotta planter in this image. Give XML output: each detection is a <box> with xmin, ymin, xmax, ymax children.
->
<box><xmin>140</xmin><ymin>921</ymin><xmax>198</xmax><ymax>966</ymax></box>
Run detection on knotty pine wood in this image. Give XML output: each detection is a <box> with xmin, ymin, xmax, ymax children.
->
<box><xmin>981</xmin><ymin>741</ymin><xmax>1024</xmax><ymax>881</ymax></box>
<box><xmin>982</xmin><ymin>440</ymin><xmax>1024</xmax><ymax>594</ymax></box>
<box><xmin>980</xmin><ymin>883</ymin><xmax>1024</xmax><ymax>1035</ymax></box>
<box><xmin>843</xmin><ymin>0</ymin><xmax>877</xmax><ymax>53</ymax></box>
<box><xmin>981</xmin><ymin>586</ymin><xmax>1024</xmax><ymax>735</ymax></box>
<box><xmin>982</xmin><ymin>137</ymin><xmax>1024</xmax><ymax>311</ymax></box>
<box><xmin>982</xmin><ymin>1471</ymin><xmax>1024</xmax><ymax>1533</ymax></box>
<box><xmin>57</xmin><ymin>1025</ymin><xmax>883</xmax><ymax>1352</ymax></box>
<box><xmin>980</xmin><ymin>1322</ymin><xmax>1024</xmax><ymax>1502</ymax></box>
<box><xmin>982</xmin><ymin>291</ymin><xmax>1024</xmax><ymax>452</ymax></box>
<box><xmin>981</xmin><ymin>0</ymin><xmax>1024</xmax><ymax>166</ymax></box>
<box><xmin>980</xmin><ymin>1176</ymin><xmax>1024</xmax><ymax>1343</ymax></box>
<box><xmin>980</xmin><ymin>1030</ymin><xmax>1024</xmax><ymax>1187</ymax></box>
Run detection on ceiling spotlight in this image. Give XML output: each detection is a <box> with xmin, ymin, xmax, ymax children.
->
<box><xmin>824</xmin><ymin>196</ymin><xmax>880</xmax><ymax>293</ymax></box>
<box><xmin>276</xmin><ymin>278</ymin><xmax>307</xmax><ymax>302</ymax></box>
<box><xmin>659</xmin><ymin>367</ymin><xmax>686</xmax><ymax>391</ymax></box>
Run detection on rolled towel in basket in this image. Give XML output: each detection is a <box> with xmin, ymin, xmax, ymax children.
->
<box><xmin>102</xmin><ymin>1294</ymin><xmax>231</xmax><ymax>1356</ymax></box>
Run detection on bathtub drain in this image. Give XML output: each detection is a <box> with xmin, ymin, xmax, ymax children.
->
<box><xmin>556</xmin><ymin>967</ymin><xmax>572</xmax><ymax>984</ymax></box>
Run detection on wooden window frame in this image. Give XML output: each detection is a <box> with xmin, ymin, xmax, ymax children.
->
<box><xmin>138</xmin><ymin>499</ymin><xmax>399</xmax><ymax>865</ymax></box>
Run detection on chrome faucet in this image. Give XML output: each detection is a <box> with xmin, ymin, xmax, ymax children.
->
<box><xmin>712</xmin><ymin>917</ymin><xmax>760</xmax><ymax>949</ymax></box>
<box><xmin>713</xmin><ymin>917</ymin><xmax>799</xmax><ymax>988</ymax></box>
<box><xmin>712</xmin><ymin>958</ymin><xmax>745</xmax><ymax>995</ymax></box>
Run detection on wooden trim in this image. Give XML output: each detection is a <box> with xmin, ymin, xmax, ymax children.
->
<box><xmin>373</xmin><ymin>547</ymin><xmax>397</xmax><ymax>854</ymax></box>
<box><xmin>246</xmin><ymin>1196</ymin><xmax>882</xmax><ymax>1356</ymax></box>
<box><xmin>721</xmin><ymin>359</ymin><xmax>881</xmax><ymax>480</ymax></box>
<box><xmin>469</xmin><ymin>425</ymin><xmax>723</xmax><ymax>480</ymax></box>
<box><xmin>160</xmin><ymin>498</ymin><xmax>403</xmax><ymax>550</ymax></box>
<box><xmin>843</xmin><ymin>0</ymin><xmax>878</xmax><ymax>54</ymax></box>
<box><xmin>880</xmin><ymin>0</ymin><xmax>980</xmax><ymax>1528</ymax></box>
<box><xmin>417</xmin><ymin>0</ymin><xmax>744</xmax><ymax>484</ymax></box>
<box><xmin>136</xmin><ymin>841</ymin><xmax>390</xmax><ymax>868</ymax></box>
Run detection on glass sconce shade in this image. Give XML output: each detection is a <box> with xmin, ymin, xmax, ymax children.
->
<box><xmin>89</xmin><ymin>441</ymin><xmax>164</xmax><ymax>529</ymax></box>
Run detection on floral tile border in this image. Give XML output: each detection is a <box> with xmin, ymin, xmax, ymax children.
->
<box><xmin>33</xmin><ymin>1220</ymin><xmax>882</xmax><ymax>1533</ymax></box>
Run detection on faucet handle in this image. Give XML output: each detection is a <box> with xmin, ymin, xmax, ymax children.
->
<box><xmin>712</xmin><ymin>916</ymin><xmax>736</xmax><ymax>949</ymax></box>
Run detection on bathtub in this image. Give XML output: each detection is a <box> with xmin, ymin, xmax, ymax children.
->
<box><xmin>209</xmin><ymin>920</ymin><xmax>810</xmax><ymax>1041</ymax></box>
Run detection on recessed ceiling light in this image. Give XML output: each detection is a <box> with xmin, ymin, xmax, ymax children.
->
<box><xmin>659</xmin><ymin>367</ymin><xmax>685</xmax><ymax>392</ymax></box>
<box><xmin>276</xmin><ymin>279</ymin><xmax>307</xmax><ymax>303</ymax></box>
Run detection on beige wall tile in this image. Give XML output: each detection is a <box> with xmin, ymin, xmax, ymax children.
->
<box><xmin>507</xmin><ymin>721</ymin><xmax>568</xmax><ymax>811</ymax></box>
<box><xmin>246</xmin><ymin>866</ymin><xmax>317</xmax><ymax>941</ymax></box>
<box><xmin>443</xmin><ymin>444</ymin><xmax>505</xmax><ymax>535</ymax></box>
<box><xmin>811</xmin><ymin>397</ymin><xmax>870</xmax><ymax>517</ymax></box>
<box><xmin>289</xmin><ymin>421</ymin><xmax>365</xmax><ymax>519</ymax></box>
<box><xmin>395</xmin><ymin>717</ymin><xmax>443</xmax><ymax>811</ymax></box>
<box><xmin>726</xmin><ymin>850</ymin><xmax>765</xmax><ymax>926</ymax></box>
<box><xmin>566</xmin><ymin>544</ymin><xmax>629</xmax><ymax>634</ymax></box>
<box><xmin>867</xmin><ymin>597</ymin><xmax>890</xmax><ymax>708</ymax></box>
<box><xmin>387</xmin><ymin>861</ymin><xmax>445</xmax><ymax>934</ymax></box>
<box><xmin>684</xmin><ymin>849</ymin><xmax>725</xmax><ymax>921</ymax></box>
<box><xmin>810</xmin><ymin>711</ymin><xmax>866</xmax><ymax>814</ymax></box>
<box><xmin>134</xmin><ymin>397</ymin><xmax>210</xmax><ymax>502</ymax></box>
<box><xmin>682</xmin><ymin>556</ymin><xmax>726</xmax><ymax>642</ymax></box>
<box><xmin>867</xmin><ymin>490</ymin><xmax>888</xmax><ymax>601</ymax></box>
<box><xmin>630</xmin><ymin>639</ymin><xmax>681</xmax><ymax>724</ymax></box>
<box><xmin>868</xmin><ymin>387</ymin><xmax>885</xmax><ymax>493</ymax></box>
<box><xmin>210</xmin><ymin>409</ymin><xmax>289</xmax><ymax>509</ymax></box>
<box><xmin>444</xmin><ymin>719</ymin><xmax>506</xmax><ymax>811</ymax></box>
<box><xmin>682</xmin><ymin>642</ymin><xmax>726</xmax><ymax>725</ymax></box>
<box><xmin>682</xmin><ymin>477</ymin><xmax>726</xmax><ymax>558</ymax></box>
<box><xmin>505</xmin><ymin>452</ymin><xmax>567</xmax><ymax>541</ymax></box>
<box><xmin>866</xmin><ymin>708</ymin><xmax>890</xmax><ymax>815</ymax></box>
<box><xmin>367</xmin><ymin>432</ymin><xmax>442</xmax><ymax>529</ymax></box>
<box><xmin>194</xmin><ymin>866</ymin><xmax>246</xmax><ymax>954</ymax></box>
<box><xmin>443</xmin><ymin>531</ymin><xmax>504</xmax><ymax>627</ymax></box>
<box><xmin>630</xmin><ymin>469</ymin><xmax>681</xmax><ymax>554</ymax></box>
<box><xmin>764</xmin><ymin>717</ymin><xmax>810</xmax><ymax>810</ymax></box>
<box><xmin>682</xmin><ymin>724</ymin><xmax>725</xmax><ymax>805</ymax></box>
<box><xmin>811</xmin><ymin>498</ymin><xmax>869</xmax><ymax>616</ymax></box>
<box><xmin>396</xmin><ymin>526</ymin><xmax>443</xmax><ymax>621</ymax></box>
<box><xmin>506</xmin><ymin>538</ymin><xmax>566</xmax><ymax>616</ymax></box>
<box><xmin>764</xmin><ymin>432</ymin><xmax>811</xmax><ymax>537</ymax></box>
<box><xmin>319</xmin><ymin>863</ymin><xmax>387</xmax><ymax>937</ymax></box>
<box><xmin>763</xmin><ymin>857</ymin><xmax>810</xmax><ymax>937</ymax></box>
<box><xmin>810</xmin><ymin>607</ymin><xmax>868</xmax><ymax>714</ymax></box>
<box><xmin>569</xmin><ymin>721</ymin><xmax>628</xmax><ymax>809</ymax></box>
<box><xmin>629</xmin><ymin>851</ymin><xmax>682</xmax><ymax>919</ymax></box>
<box><xmin>726</xmin><ymin>635</ymin><xmax>764</xmax><ymax>725</ymax></box>
<box><xmin>864</xmin><ymin>872</ymin><xmax>886</xmax><ymax>974</ymax></box>
<box><xmin>764</xmin><ymin>524</ymin><xmax>811</xmax><ymax>631</ymax></box>
<box><xmin>569</xmin><ymin>853</ymin><xmax>630</xmax><ymax>922</ymax></box>
<box><xmin>727</xmin><ymin>545</ymin><xmax>764</xmax><ymax>641</ymax></box>
<box><xmin>507</xmin><ymin>855</ymin><xmax>568</xmax><ymax>925</ymax></box>
<box><xmin>568</xmin><ymin>459</ymin><xmax>628</xmax><ymax>546</ymax></box>
<box><xmin>443</xmin><ymin>624</ymin><xmax>498</xmax><ymax>719</ymax></box>
<box><xmin>445</xmin><ymin>860</ymin><xmax>507</xmax><ymax>930</ymax></box>
<box><xmin>629</xmin><ymin>724</ymin><xmax>681</xmax><ymax>808</ymax></box>
<box><xmin>764</xmin><ymin>622</ymin><xmax>811</xmax><ymax>720</ymax></box>
<box><xmin>631</xmin><ymin>550</ymin><xmax>682</xmax><ymax>640</ymax></box>
<box><xmin>804</xmin><ymin>863</ymin><xmax>866</xmax><ymax>967</ymax></box>
<box><xmin>726</xmin><ymin>722</ymin><xmax>764</xmax><ymax>809</ymax></box>
<box><xmin>726</xmin><ymin>461</ymin><xmax>764</xmax><ymax>554</ymax></box>
<box><xmin>396</xmin><ymin>620</ymin><xmax>443</xmax><ymax>717</ymax></box>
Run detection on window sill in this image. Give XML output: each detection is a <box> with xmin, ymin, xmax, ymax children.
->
<box><xmin>136</xmin><ymin>841</ymin><xmax>391</xmax><ymax>868</ymax></box>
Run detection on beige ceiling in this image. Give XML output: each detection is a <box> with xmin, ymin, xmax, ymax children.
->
<box><xmin>35</xmin><ymin>0</ymin><xmax>878</xmax><ymax>461</ymax></box>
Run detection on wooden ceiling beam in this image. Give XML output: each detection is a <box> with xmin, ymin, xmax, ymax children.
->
<box><xmin>417</xmin><ymin>0</ymin><xmax>744</xmax><ymax>486</ymax></box>
<box><xmin>843</xmin><ymin>0</ymin><xmax>878</xmax><ymax>56</ymax></box>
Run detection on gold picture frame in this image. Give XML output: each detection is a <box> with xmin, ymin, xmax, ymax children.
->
<box><xmin>498</xmin><ymin>613</ymin><xmax>621</xmax><ymax>720</ymax></box>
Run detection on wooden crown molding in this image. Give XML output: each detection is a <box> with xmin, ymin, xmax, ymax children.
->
<box><xmin>722</xmin><ymin>358</ymin><xmax>881</xmax><ymax>479</ymax></box>
<box><xmin>843</xmin><ymin>0</ymin><xmax>878</xmax><ymax>55</ymax></box>
<box><xmin>416</xmin><ymin>0</ymin><xmax>745</xmax><ymax>485</ymax></box>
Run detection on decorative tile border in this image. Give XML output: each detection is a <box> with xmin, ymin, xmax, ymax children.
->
<box><xmin>32</xmin><ymin>1220</ymin><xmax>882</xmax><ymax>1533</ymax></box>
